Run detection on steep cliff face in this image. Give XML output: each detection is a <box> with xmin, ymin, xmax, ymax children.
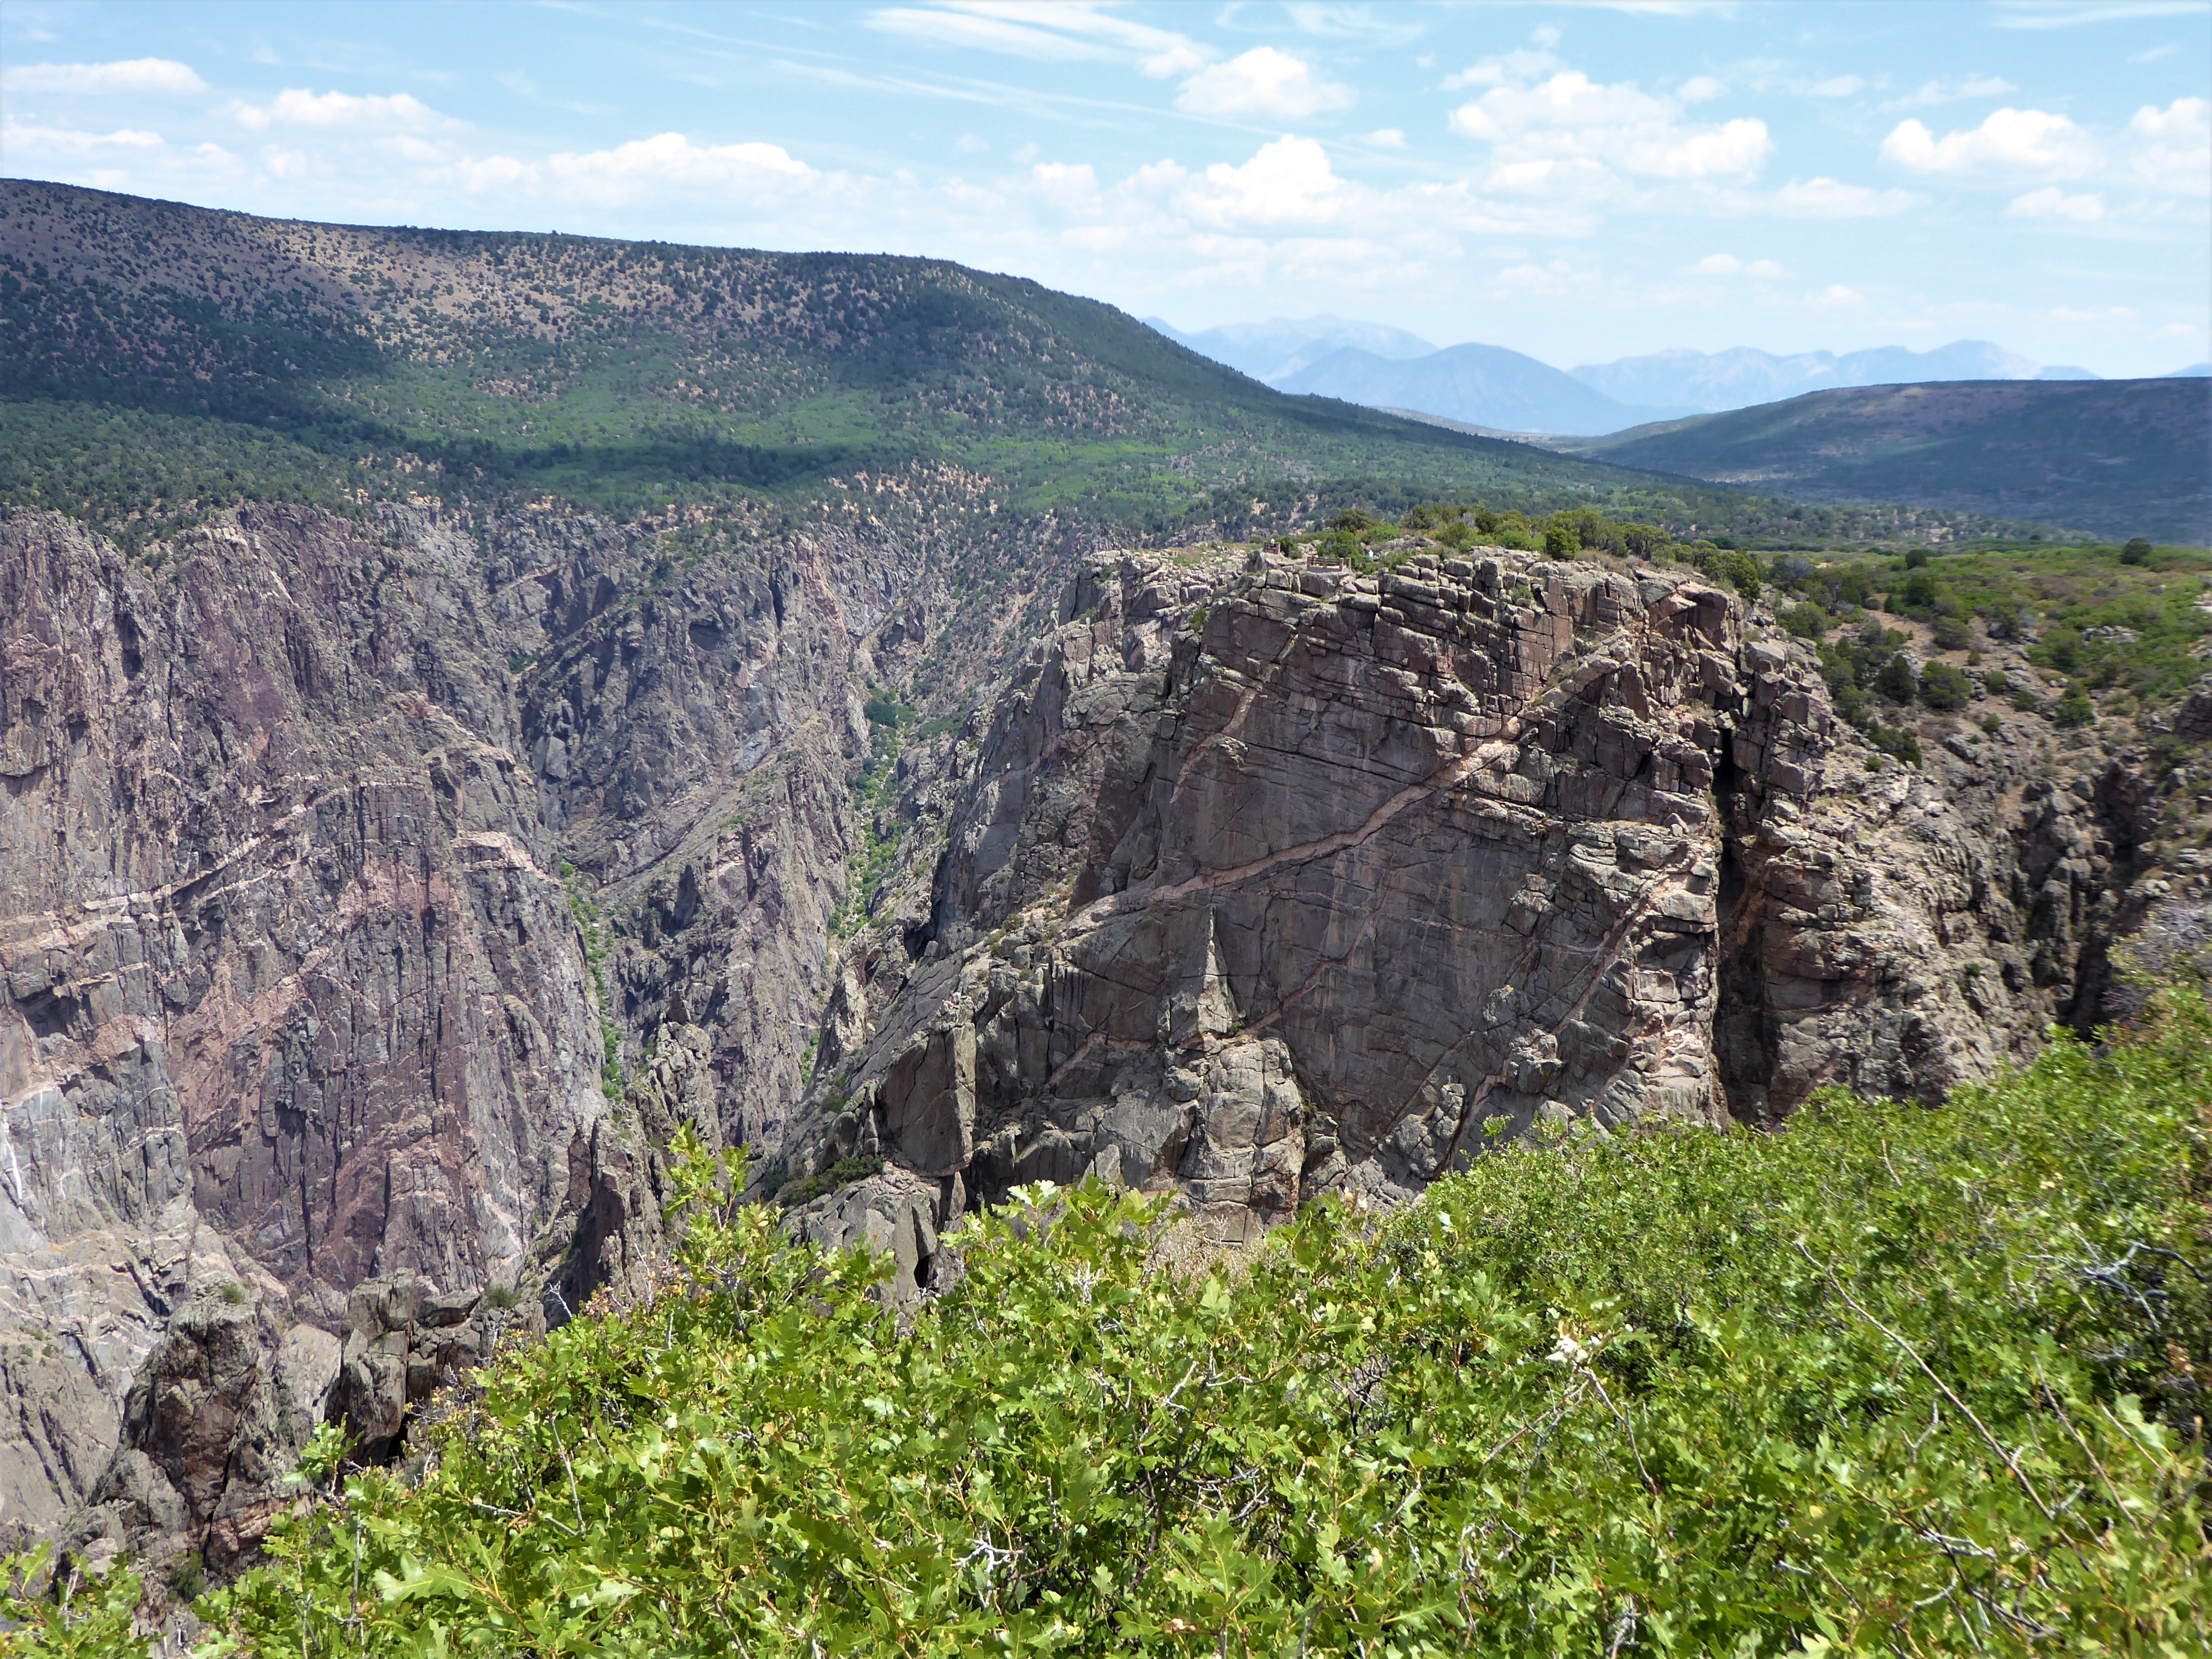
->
<box><xmin>780</xmin><ymin>547</ymin><xmax>2177</xmax><ymax>1249</ymax></box>
<box><xmin>1</xmin><ymin>507</ymin><xmax>594</xmax><ymax>1543</ymax></box>
<box><xmin>0</xmin><ymin>504</ymin><xmax>2193</xmax><ymax>1589</ymax></box>
<box><xmin>0</xmin><ymin>496</ymin><xmax>1016</xmax><ymax>1566</ymax></box>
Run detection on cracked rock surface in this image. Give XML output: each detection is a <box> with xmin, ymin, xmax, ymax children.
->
<box><xmin>780</xmin><ymin>548</ymin><xmax>2185</xmax><ymax>1248</ymax></box>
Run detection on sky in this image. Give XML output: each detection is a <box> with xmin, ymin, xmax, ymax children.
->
<box><xmin>2</xmin><ymin>1</ymin><xmax>2207</xmax><ymax>377</ymax></box>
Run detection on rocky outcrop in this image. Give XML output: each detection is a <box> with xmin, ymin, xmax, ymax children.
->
<box><xmin>61</xmin><ymin>1293</ymin><xmax>325</xmax><ymax>1586</ymax></box>
<box><xmin>779</xmin><ymin>548</ymin><xmax>2184</xmax><ymax>1252</ymax></box>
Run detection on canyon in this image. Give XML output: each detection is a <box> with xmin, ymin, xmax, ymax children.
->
<box><xmin>2</xmin><ymin>497</ymin><xmax>2194</xmax><ymax>1599</ymax></box>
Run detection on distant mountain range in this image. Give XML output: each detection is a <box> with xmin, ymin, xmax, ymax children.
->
<box><xmin>1569</xmin><ymin>342</ymin><xmax>2100</xmax><ymax>415</ymax></box>
<box><xmin>1548</xmin><ymin>379</ymin><xmax>2212</xmax><ymax>545</ymax></box>
<box><xmin>1145</xmin><ymin>314</ymin><xmax>2205</xmax><ymax>437</ymax></box>
<box><xmin>1141</xmin><ymin>314</ymin><xmax>1437</xmax><ymax>386</ymax></box>
<box><xmin>1276</xmin><ymin>343</ymin><xmax>1692</xmax><ymax>436</ymax></box>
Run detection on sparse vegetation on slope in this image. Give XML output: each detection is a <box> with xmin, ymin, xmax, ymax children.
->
<box><xmin>16</xmin><ymin>989</ymin><xmax>2188</xmax><ymax>1656</ymax></box>
<box><xmin>1</xmin><ymin>181</ymin><xmax>2039</xmax><ymax>553</ymax></box>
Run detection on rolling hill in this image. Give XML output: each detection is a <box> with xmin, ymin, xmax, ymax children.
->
<box><xmin>1551</xmin><ymin>378</ymin><xmax>2212</xmax><ymax>544</ymax></box>
<box><xmin>1</xmin><ymin>179</ymin><xmax>1888</xmax><ymax>551</ymax></box>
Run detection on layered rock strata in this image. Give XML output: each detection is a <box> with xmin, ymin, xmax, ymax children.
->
<box><xmin>1</xmin><ymin>503</ymin><xmax>2193</xmax><ymax>1592</ymax></box>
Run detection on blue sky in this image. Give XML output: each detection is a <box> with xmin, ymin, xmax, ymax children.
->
<box><xmin>2</xmin><ymin>1</ymin><xmax>2206</xmax><ymax>375</ymax></box>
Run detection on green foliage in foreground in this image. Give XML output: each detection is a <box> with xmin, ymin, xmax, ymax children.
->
<box><xmin>21</xmin><ymin>998</ymin><xmax>2212</xmax><ymax>1655</ymax></box>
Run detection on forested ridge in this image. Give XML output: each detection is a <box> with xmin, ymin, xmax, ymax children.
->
<box><xmin>0</xmin><ymin>179</ymin><xmax>2040</xmax><ymax>551</ymax></box>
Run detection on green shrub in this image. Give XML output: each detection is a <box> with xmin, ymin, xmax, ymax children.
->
<box><xmin>776</xmin><ymin>1152</ymin><xmax>883</xmax><ymax>1209</ymax></box>
<box><xmin>2122</xmin><ymin>536</ymin><xmax>2153</xmax><ymax>565</ymax></box>
<box><xmin>1982</xmin><ymin>713</ymin><xmax>2004</xmax><ymax>736</ymax></box>
<box><xmin>2051</xmin><ymin>690</ymin><xmax>2096</xmax><ymax>729</ymax></box>
<box><xmin>199</xmin><ymin>995</ymin><xmax>2212</xmax><ymax>1656</ymax></box>
<box><xmin>0</xmin><ymin>1546</ymin><xmax>147</xmax><ymax>1655</ymax></box>
<box><xmin>1542</xmin><ymin>523</ymin><xmax>1579</xmax><ymax>559</ymax></box>
<box><xmin>1875</xmin><ymin>651</ymin><xmax>1919</xmax><ymax>704</ymax></box>
<box><xmin>1695</xmin><ymin>546</ymin><xmax>1763</xmax><ymax>598</ymax></box>
<box><xmin>1780</xmin><ymin>603</ymin><xmax>1826</xmax><ymax>640</ymax></box>
<box><xmin>1866</xmin><ymin>720</ymin><xmax>1923</xmax><ymax>766</ymax></box>
<box><xmin>1930</xmin><ymin>614</ymin><xmax>1973</xmax><ymax>651</ymax></box>
<box><xmin>1917</xmin><ymin>660</ymin><xmax>1973</xmax><ymax>711</ymax></box>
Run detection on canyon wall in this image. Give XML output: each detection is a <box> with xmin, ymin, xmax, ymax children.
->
<box><xmin>0</xmin><ymin>511</ymin><xmax>2187</xmax><ymax>1596</ymax></box>
<box><xmin>0</xmin><ymin>499</ymin><xmax>957</xmax><ymax>1576</ymax></box>
<box><xmin>776</xmin><ymin>547</ymin><xmax>2179</xmax><ymax>1259</ymax></box>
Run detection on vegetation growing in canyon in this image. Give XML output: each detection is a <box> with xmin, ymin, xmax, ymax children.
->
<box><xmin>9</xmin><ymin>988</ymin><xmax>2185</xmax><ymax>1656</ymax></box>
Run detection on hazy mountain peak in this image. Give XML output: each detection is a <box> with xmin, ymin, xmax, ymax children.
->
<box><xmin>1144</xmin><ymin>313</ymin><xmax>1438</xmax><ymax>385</ymax></box>
<box><xmin>1571</xmin><ymin>339</ymin><xmax>2078</xmax><ymax>414</ymax></box>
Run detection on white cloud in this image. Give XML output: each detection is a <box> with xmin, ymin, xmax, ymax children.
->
<box><xmin>1449</xmin><ymin>70</ymin><xmax>1771</xmax><ymax>185</ymax></box>
<box><xmin>864</xmin><ymin>7</ymin><xmax>1107</xmax><ymax>61</ymax></box>
<box><xmin>1441</xmin><ymin>48</ymin><xmax>1562</xmax><ymax>91</ymax></box>
<box><xmin>863</xmin><ymin>3</ymin><xmax>1209</xmax><ymax>77</ymax></box>
<box><xmin>1176</xmin><ymin>48</ymin><xmax>1353</xmax><ymax>119</ymax></box>
<box><xmin>2127</xmin><ymin>41</ymin><xmax>2179</xmax><ymax>62</ymax></box>
<box><xmin>2125</xmin><ymin>97</ymin><xmax>2210</xmax><ymax>195</ymax></box>
<box><xmin>1</xmin><ymin>57</ymin><xmax>206</xmax><ymax>95</ymax></box>
<box><xmin>1890</xmin><ymin>75</ymin><xmax>2019</xmax><ymax>107</ymax></box>
<box><xmin>228</xmin><ymin>88</ymin><xmax>465</xmax><ymax>133</ymax></box>
<box><xmin>0</xmin><ymin>120</ymin><xmax>165</xmax><ymax>153</ymax></box>
<box><xmin>1688</xmin><ymin>252</ymin><xmax>1785</xmax><ymax>275</ymax></box>
<box><xmin>1028</xmin><ymin>160</ymin><xmax>1100</xmax><ymax>208</ymax></box>
<box><xmin>1991</xmin><ymin>1</ymin><xmax>2203</xmax><ymax>28</ymax></box>
<box><xmin>545</xmin><ymin>133</ymin><xmax>815</xmax><ymax>204</ymax></box>
<box><xmin>1177</xmin><ymin>134</ymin><xmax>1357</xmax><ymax>227</ymax></box>
<box><xmin>1359</xmin><ymin>128</ymin><xmax>1408</xmax><ymax>149</ymax></box>
<box><xmin>1809</xmin><ymin>283</ymin><xmax>1866</xmax><ymax>306</ymax></box>
<box><xmin>1879</xmin><ymin>107</ymin><xmax>2098</xmax><ymax>180</ymax></box>
<box><xmin>1809</xmin><ymin>75</ymin><xmax>1863</xmax><ymax>98</ymax></box>
<box><xmin>2007</xmin><ymin>185</ymin><xmax>2105</xmax><ymax>220</ymax></box>
<box><xmin>452</xmin><ymin>154</ymin><xmax>530</xmax><ymax>192</ymax></box>
<box><xmin>955</xmin><ymin>133</ymin><xmax>988</xmax><ymax>154</ymax></box>
<box><xmin>1773</xmin><ymin>176</ymin><xmax>1924</xmax><ymax>217</ymax></box>
<box><xmin>1678</xmin><ymin>76</ymin><xmax>1726</xmax><ymax>103</ymax></box>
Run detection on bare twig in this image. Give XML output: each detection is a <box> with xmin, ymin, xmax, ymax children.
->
<box><xmin>1796</xmin><ymin>1241</ymin><xmax>2059</xmax><ymax>1526</ymax></box>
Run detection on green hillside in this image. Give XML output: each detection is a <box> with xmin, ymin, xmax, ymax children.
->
<box><xmin>0</xmin><ymin>180</ymin><xmax>2026</xmax><ymax>550</ymax></box>
<box><xmin>1551</xmin><ymin>379</ymin><xmax>2211</xmax><ymax>545</ymax></box>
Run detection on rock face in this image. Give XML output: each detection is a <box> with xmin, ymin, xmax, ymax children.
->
<box><xmin>0</xmin><ymin>497</ymin><xmax>1039</xmax><ymax>1570</ymax></box>
<box><xmin>778</xmin><ymin>549</ymin><xmax>2177</xmax><ymax>1245</ymax></box>
<box><xmin>0</xmin><ymin>506</ymin><xmax>600</xmax><ymax>1552</ymax></box>
<box><xmin>0</xmin><ymin>503</ymin><xmax>2195</xmax><ymax>1587</ymax></box>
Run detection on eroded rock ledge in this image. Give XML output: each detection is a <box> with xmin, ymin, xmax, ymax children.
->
<box><xmin>779</xmin><ymin>547</ymin><xmax>2171</xmax><ymax>1251</ymax></box>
